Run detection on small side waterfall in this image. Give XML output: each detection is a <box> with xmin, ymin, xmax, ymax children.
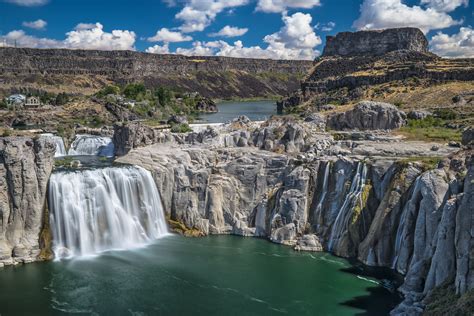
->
<box><xmin>40</xmin><ymin>133</ymin><xmax>67</xmax><ymax>157</ymax></box>
<box><xmin>313</xmin><ymin>162</ymin><xmax>330</xmax><ymax>231</ymax></box>
<box><xmin>49</xmin><ymin>166</ymin><xmax>169</xmax><ymax>259</ymax></box>
<box><xmin>68</xmin><ymin>134</ymin><xmax>115</xmax><ymax>157</ymax></box>
<box><xmin>328</xmin><ymin>163</ymin><xmax>368</xmax><ymax>252</ymax></box>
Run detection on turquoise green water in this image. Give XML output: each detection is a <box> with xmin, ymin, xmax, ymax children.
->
<box><xmin>0</xmin><ymin>236</ymin><xmax>399</xmax><ymax>315</ymax></box>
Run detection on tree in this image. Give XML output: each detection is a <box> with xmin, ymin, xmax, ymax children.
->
<box><xmin>123</xmin><ymin>83</ymin><xmax>146</xmax><ymax>99</ymax></box>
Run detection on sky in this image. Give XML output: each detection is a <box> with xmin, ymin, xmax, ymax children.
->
<box><xmin>0</xmin><ymin>0</ymin><xmax>472</xmax><ymax>59</ymax></box>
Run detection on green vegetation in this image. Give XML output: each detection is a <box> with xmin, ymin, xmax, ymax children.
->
<box><xmin>54</xmin><ymin>156</ymin><xmax>74</xmax><ymax>168</ymax></box>
<box><xmin>0</xmin><ymin>99</ymin><xmax>7</xmax><ymax>109</ymax></box>
<box><xmin>2</xmin><ymin>129</ymin><xmax>11</xmax><ymax>137</ymax></box>
<box><xmin>398</xmin><ymin>156</ymin><xmax>442</xmax><ymax>171</ymax></box>
<box><xmin>170</xmin><ymin>123</ymin><xmax>192</xmax><ymax>133</ymax></box>
<box><xmin>95</xmin><ymin>82</ymin><xmax>210</xmax><ymax>121</ymax></box>
<box><xmin>424</xmin><ymin>281</ymin><xmax>474</xmax><ymax>316</ymax></box>
<box><xmin>398</xmin><ymin>117</ymin><xmax>462</xmax><ymax>142</ymax></box>
<box><xmin>352</xmin><ymin>183</ymin><xmax>372</xmax><ymax>224</ymax></box>
<box><xmin>123</xmin><ymin>83</ymin><xmax>146</xmax><ymax>100</ymax></box>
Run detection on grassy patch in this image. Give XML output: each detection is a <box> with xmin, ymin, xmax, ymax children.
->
<box><xmin>398</xmin><ymin>156</ymin><xmax>442</xmax><ymax>171</ymax></box>
<box><xmin>170</xmin><ymin>123</ymin><xmax>192</xmax><ymax>133</ymax></box>
<box><xmin>398</xmin><ymin>117</ymin><xmax>462</xmax><ymax>142</ymax></box>
<box><xmin>424</xmin><ymin>281</ymin><xmax>474</xmax><ymax>316</ymax></box>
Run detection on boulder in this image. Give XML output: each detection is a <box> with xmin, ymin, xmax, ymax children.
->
<box><xmin>407</xmin><ymin>110</ymin><xmax>432</xmax><ymax>120</ymax></box>
<box><xmin>327</xmin><ymin>101</ymin><xmax>407</xmax><ymax>130</ymax></box>
<box><xmin>462</xmin><ymin>127</ymin><xmax>474</xmax><ymax>148</ymax></box>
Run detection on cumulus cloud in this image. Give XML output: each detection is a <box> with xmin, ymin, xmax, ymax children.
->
<box><xmin>149</xmin><ymin>12</ymin><xmax>321</xmax><ymax>60</ymax></box>
<box><xmin>256</xmin><ymin>0</ymin><xmax>321</xmax><ymax>13</ymax></box>
<box><xmin>353</xmin><ymin>0</ymin><xmax>463</xmax><ymax>34</ymax></box>
<box><xmin>148</xmin><ymin>28</ymin><xmax>192</xmax><ymax>42</ymax></box>
<box><xmin>430</xmin><ymin>26</ymin><xmax>474</xmax><ymax>58</ymax></box>
<box><xmin>4</xmin><ymin>0</ymin><xmax>48</xmax><ymax>6</ymax></box>
<box><xmin>209</xmin><ymin>25</ymin><xmax>248</xmax><ymax>37</ymax></box>
<box><xmin>420</xmin><ymin>0</ymin><xmax>468</xmax><ymax>12</ymax></box>
<box><xmin>175</xmin><ymin>0</ymin><xmax>249</xmax><ymax>33</ymax></box>
<box><xmin>146</xmin><ymin>43</ymin><xmax>171</xmax><ymax>54</ymax></box>
<box><xmin>0</xmin><ymin>23</ymin><xmax>136</xmax><ymax>51</ymax></box>
<box><xmin>22</xmin><ymin>19</ymin><xmax>47</xmax><ymax>30</ymax></box>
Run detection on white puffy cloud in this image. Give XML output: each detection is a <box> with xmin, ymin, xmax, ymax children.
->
<box><xmin>4</xmin><ymin>0</ymin><xmax>48</xmax><ymax>6</ymax></box>
<box><xmin>264</xmin><ymin>12</ymin><xmax>321</xmax><ymax>52</ymax></box>
<box><xmin>146</xmin><ymin>43</ymin><xmax>171</xmax><ymax>54</ymax></box>
<box><xmin>430</xmin><ymin>27</ymin><xmax>474</xmax><ymax>58</ymax></box>
<box><xmin>0</xmin><ymin>23</ymin><xmax>136</xmax><ymax>51</ymax></box>
<box><xmin>64</xmin><ymin>23</ymin><xmax>136</xmax><ymax>50</ymax></box>
<box><xmin>22</xmin><ymin>19</ymin><xmax>47</xmax><ymax>30</ymax></box>
<box><xmin>148</xmin><ymin>28</ymin><xmax>192</xmax><ymax>42</ymax></box>
<box><xmin>353</xmin><ymin>0</ymin><xmax>463</xmax><ymax>34</ymax></box>
<box><xmin>209</xmin><ymin>25</ymin><xmax>248</xmax><ymax>37</ymax></box>
<box><xmin>0</xmin><ymin>30</ymin><xmax>61</xmax><ymax>48</ymax></box>
<box><xmin>256</xmin><ymin>0</ymin><xmax>321</xmax><ymax>13</ymax></box>
<box><xmin>151</xmin><ymin>12</ymin><xmax>321</xmax><ymax>60</ymax></box>
<box><xmin>420</xmin><ymin>0</ymin><xmax>468</xmax><ymax>12</ymax></box>
<box><xmin>175</xmin><ymin>0</ymin><xmax>249</xmax><ymax>33</ymax></box>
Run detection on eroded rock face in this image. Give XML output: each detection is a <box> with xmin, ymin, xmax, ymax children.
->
<box><xmin>327</xmin><ymin>101</ymin><xmax>407</xmax><ymax>130</ymax></box>
<box><xmin>117</xmin><ymin>135</ymin><xmax>472</xmax><ymax>315</ymax></box>
<box><xmin>322</xmin><ymin>28</ymin><xmax>428</xmax><ymax>57</ymax></box>
<box><xmin>0</xmin><ymin>137</ymin><xmax>55</xmax><ymax>265</ymax></box>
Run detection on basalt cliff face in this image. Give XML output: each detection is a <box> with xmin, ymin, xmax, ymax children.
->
<box><xmin>278</xmin><ymin>28</ymin><xmax>474</xmax><ymax>114</ymax></box>
<box><xmin>115</xmin><ymin>119</ymin><xmax>473</xmax><ymax>315</ymax></box>
<box><xmin>322</xmin><ymin>28</ymin><xmax>429</xmax><ymax>57</ymax></box>
<box><xmin>0</xmin><ymin>48</ymin><xmax>312</xmax><ymax>99</ymax></box>
<box><xmin>0</xmin><ymin>137</ymin><xmax>55</xmax><ymax>266</ymax></box>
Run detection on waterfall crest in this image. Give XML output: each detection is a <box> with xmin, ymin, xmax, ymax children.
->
<box><xmin>68</xmin><ymin>134</ymin><xmax>115</xmax><ymax>157</ymax></box>
<box><xmin>40</xmin><ymin>133</ymin><xmax>67</xmax><ymax>157</ymax></box>
<box><xmin>49</xmin><ymin>166</ymin><xmax>168</xmax><ymax>259</ymax></box>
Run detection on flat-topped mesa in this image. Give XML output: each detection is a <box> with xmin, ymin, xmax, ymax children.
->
<box><xmin>322</xmin><ymin>27</ymin><xmax>429</xmax><ymax>57</ymax></box>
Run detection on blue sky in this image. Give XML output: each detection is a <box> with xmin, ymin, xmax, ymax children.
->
<box><xmin>0</xmin><ymin>0</ymin><xmax>472</xmax><ymax>59</ymax></box>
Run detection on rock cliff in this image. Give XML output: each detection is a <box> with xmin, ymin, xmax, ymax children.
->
<box><xmin>0</xmin><ymin>137</ymin><xmax>55</xmax><ymax>266</ymax></box>
<box><xmin>115</xmin><ymin>118</ymin><xmax>472</xmax><ymax>315</ymax></box>
<box><xmin>278</xmin><ymin>28</ymin><xmax>474</xmax><ymax>114</ymax></box>
<box><xmin>322</xmin><ymin>28</ymin><xmax>428</xmax><ymax>57</ymax></box>
<box><xmin>0</xmin><ymin>47</ymin><xmax>312</xmax><ymax>99</ymax></box>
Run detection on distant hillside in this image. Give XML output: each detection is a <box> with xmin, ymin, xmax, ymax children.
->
<box><xmin>278</xmin><ymin>28</ymin><xmax>474</xmax><ymax>121</ymax></box>
<box><xmin>0</xmin><ymin>48</ymin><xmax>312</xmax><ymax>99</ymax></box>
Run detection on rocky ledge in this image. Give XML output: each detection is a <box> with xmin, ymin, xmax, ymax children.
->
<box><xmin>0</xmin><ymin>137</ymin><xmax>55</xmax><ymax>266</ymax></box>
<box><xmin>114</xmin><ymin>116</ymin><xmax>472</xmax><ymax>315</ymax></box>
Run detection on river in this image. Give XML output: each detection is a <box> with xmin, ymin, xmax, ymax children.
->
<box><xmin>0</xmin><ymin>236</ymin><xmax>400</xmax><ymax>315</ymax></box>
<box><xmin>198</xmin><ymin>100</ymin><xmax>277</xmax><ymax>123</ymax></box>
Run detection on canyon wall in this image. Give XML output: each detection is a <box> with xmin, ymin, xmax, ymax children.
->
<box><xmin>322</xmin><ymin>28</ymin><xmax>428</xmax><ymax>57</ymax></box>
<box><xmin>0</xmin><ymin>137</ymin><xmax>55</xmax><ymax>266</ymax></box>
<box><xmin>0</xmin><ymin>47</ymin><xmax>312</xmax><ymax>99</ymax></box>
<box><xmin>116</xmin><ymin>120</ymin><xmax>473</xmax><ymax>315</ymax></box>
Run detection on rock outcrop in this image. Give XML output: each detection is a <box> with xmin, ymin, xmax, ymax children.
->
<box><xmin>322</xmin><ymin>28</ymin><xmax>428</xmax><ymax>57</ymax></box>
<box><xmin>327</xmin><ymin>101</ymin><xmax>407</xmax><ymax>130</ymax></box>
<box><xmin>116</xmin><ymin>120</ymin><xmax>472</xmax><ymax>315</ymax></box>
<box><xmin>278</xmin><ymin>28</ymin><xmax>474</xmax><ymax>114</ymax></box>
<box><xmin>0</xmin><ymin>47</ymin><xmax>312</xmax><ymax>99</ymax></box>
<box><xmin>0</xmin><ymin>137</ymin><xmax>55</xmax><ymax>266</ymax></box>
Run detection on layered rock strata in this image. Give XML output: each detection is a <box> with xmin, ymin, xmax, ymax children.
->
<box><xmin>0</xmin><ymin>137</ymin><xmax>55</xmax><ymax>266</ymax></box>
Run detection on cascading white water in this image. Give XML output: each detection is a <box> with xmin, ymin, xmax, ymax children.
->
<box><xmin>313</xmin><ymin>162</ymin><xmax>330</xmax><ymax>230</ymax></box>
<box><xmin>48</xmin><ymin>166</ymin><xmax>169</xmax><ymax>259</ymax></box>
<box><xmin>328</xmin><ymin>162</ymin><xmax>368</xmax><ymax>252</ymax></box>
<box><xmin>68</xmin><ymin>134</ymin><xmax>115</xmax><ymax>157</ymax></box>
<box><xmin>40</xmin><ymin>133</ymin><xmax>67</xmax><ymax>157</ymax></box>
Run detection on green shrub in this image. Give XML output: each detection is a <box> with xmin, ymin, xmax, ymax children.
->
<box><xmin>170</xmin><ymin>123</ymin><xmax>192</xmax><ymax>133</ymax></box>
<box><xmin>434</xmin><ymin>108</ymin><xmax>457</xmax><ymax>120</ymax></box>
<box><xmin>123</xmin><ymin>83</ymin><xmax>146</xmax><ymax>99</ymax></box>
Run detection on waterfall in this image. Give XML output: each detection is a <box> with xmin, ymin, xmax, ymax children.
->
<box><xmin>49</xmin><ymin>166</ymin><xmax>169</xmax><ymax>259</ymax></box>
<box><xmin>313</xmin><ymin>162</ymin><xmax>330</xmax><ymax>231</ymax></box>
<box><xmin>40</xmin><ymin>133</ymin><xmax>67</xmax><ymax>157</ymax></box>
<box><xmin>68</xmin><ymin>134</ymin><xmax>115</xmax><ymax>157</ymax></box>
<box><xmin>328</xmin><ymin>162</ymin><xmax>368</xmax><ymax>252</ymax></box>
